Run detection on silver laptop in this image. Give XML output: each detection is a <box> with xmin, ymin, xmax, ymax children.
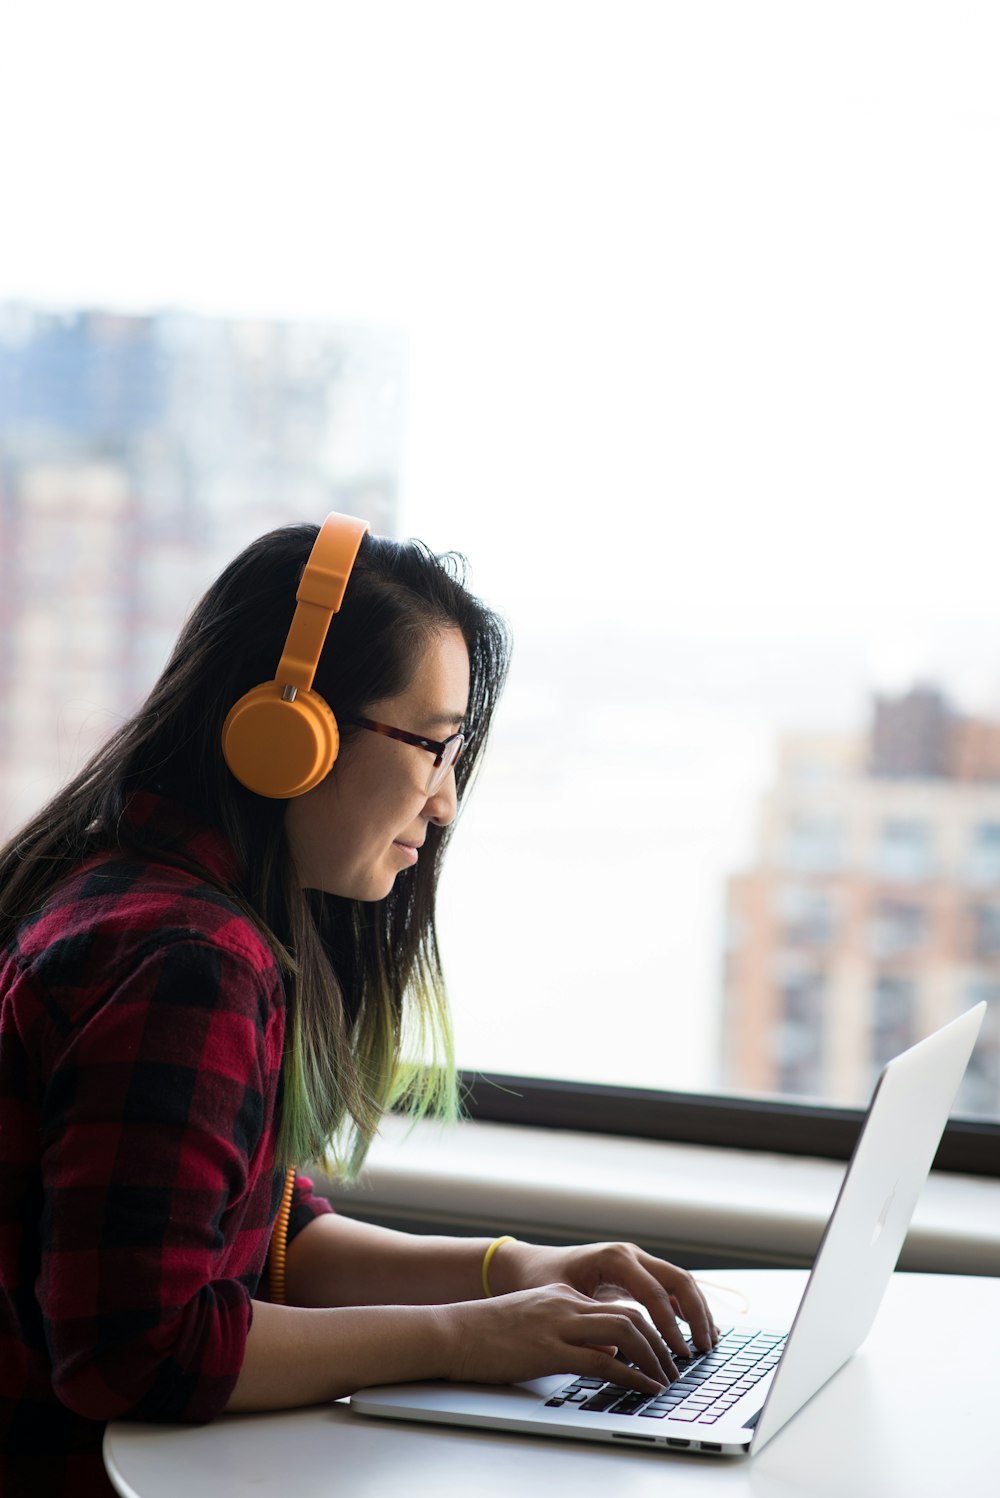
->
<box><xmin>351</xmin><ymin>1003</ymin><xmax>986</xmax><ymax>1457</ymax></box>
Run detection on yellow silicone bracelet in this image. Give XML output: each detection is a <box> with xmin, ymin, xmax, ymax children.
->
<box><xmin>481</xmin><ymin>1235</ymin><xmax>516</xmax><ymax>1297</ymax></box>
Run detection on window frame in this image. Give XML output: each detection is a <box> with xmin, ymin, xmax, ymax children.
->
<box><xmin>459</xmin><ymin>1072</ymin><xmax>1000</xmax><ymax>1178</ymax></box>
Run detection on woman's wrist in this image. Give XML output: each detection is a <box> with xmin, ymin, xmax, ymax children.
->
<box><xmin>478</xmin><ymin>1235</ymin><xmax>542</xmax><ymax>1298</ymax></box>
<box><xmin>481</xmin><ymin>1235</ymin><xmax>517</xmax><ymax>1297</ymax></box>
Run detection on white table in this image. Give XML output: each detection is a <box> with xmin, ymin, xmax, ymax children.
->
<box><xmin>104</xmin><ymin>1269</ymin><xmax>999</xmax><ymax>1498</ymax></box>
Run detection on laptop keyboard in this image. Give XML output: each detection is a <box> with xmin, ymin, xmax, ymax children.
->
<box><xmin>544</xmin><ymin>1329</ymin><xmax>786</xmax><ymax>1428</ymax></box>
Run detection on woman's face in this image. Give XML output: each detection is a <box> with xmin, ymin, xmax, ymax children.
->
<box><xmin>284</xmin><ymin>626</ymin><xmax>471</xmax><ymax>900</ymax></box>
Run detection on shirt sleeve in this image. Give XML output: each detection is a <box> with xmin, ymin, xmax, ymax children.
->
<box><xmin>287</xmin><ymin>1171</ymin><xmax>333</xmax><ymax>1244</ymax></box>
<box><xmin>36</xmin><ymin>935</ymin><xmax>284</xmax><ymax>1425</ymax></box>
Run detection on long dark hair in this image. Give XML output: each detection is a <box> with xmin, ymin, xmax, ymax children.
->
<box><xmin>0</xmin><ymin>524</ymin><xmax>511</xmax><ymax>1174</ymax></box>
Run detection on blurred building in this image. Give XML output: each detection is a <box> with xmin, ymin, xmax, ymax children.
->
<box><xmin>0</xmin><ymin>303</ymin><xmax>403</xmax><ymax>832</ymax></box>
<box><xmin>722</xmin><ymin>687</ymin><xmax>1000</xmax><ymax>1117</ymax></box>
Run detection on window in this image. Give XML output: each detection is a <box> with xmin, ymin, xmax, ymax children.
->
<box><xmin>871</xmin><ymin>901</ymin><xmax>927</xmax><ymax>960</ymax></box>
<box><xmin>773</xmin><ymin>966</ymin><xmax>826</xmax><ymax>1098</ymax></box>
<box><xmin>967</xmin><ymin>825</ymin><xmax>1000</xmax><ymax>889</ymax></box>
<box><xmin>776</xmin><ymin>885</ymin><xmax>838</xmax><ymax>948</ymax></box>
<box><xmin>969</xmin><ymin>906</ymin><xmax>1000</xmax><ymax>962</ymax></box>
<box><xmin>871</xmin><ymin>977</ymin><xmax>918</xmax><ymax>1076</ymax></box>
<box><xmin>784</xmin><ymin>818</ymin><xmax>843</xmax><ymax>877</ymax></box>
<box><xmin>960</xmin><ymin>983</ymin><xmax>1000</xmax><ymax>1118</ymax></box>
<box><xmin>2</xmin><ymin>5</ymin><xmax>999</xmax><ymax>1174</ymax></box>
<box><xmin>875</xmin><ymin>822</ymin><xmax>934</xmax><ymax>885</ymax></box>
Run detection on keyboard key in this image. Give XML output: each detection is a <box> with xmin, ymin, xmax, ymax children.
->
<box><xmin>581</xmin><ymin>1389</ymin><xmax>627</xmax><ymax>1412</ymax></box>
<box><xmin>611</xmin><ymin>1393</ymin><xmax>652</xmax><ymax>1416</ymax></box>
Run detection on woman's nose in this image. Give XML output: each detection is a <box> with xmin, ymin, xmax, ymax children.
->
<box><xmin>427</xmin><ymin>767</ymin><xmax>458</xmax><ymax>826</ymax></box>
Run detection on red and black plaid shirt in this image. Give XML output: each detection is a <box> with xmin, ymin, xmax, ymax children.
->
<box><xmin>0</xmin><ymin>793</ymin><xmax>331</xmax><ymax>1496</ymax></box>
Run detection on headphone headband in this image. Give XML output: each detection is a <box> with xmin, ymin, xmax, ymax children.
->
<box><xmin>276</xmin><ymin>513</ymin><xmax>370</xmax><ymax>693</ymax></box>
<box><xmin>221</xmin><ymin>511</ymin><xmax>370</xmax><ymax>798</ymax></box>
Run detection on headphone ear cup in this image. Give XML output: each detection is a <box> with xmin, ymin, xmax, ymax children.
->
<box><xmin>222</xmin><ymin>682</ymin><xmax>340</xmax><ymax>798</ymax></box>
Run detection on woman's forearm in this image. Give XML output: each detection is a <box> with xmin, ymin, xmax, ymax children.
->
<box><xmin>225</xmin><ymin>1299</ymin><xmax>455</xmax><ymax>1410</ymax></box>
<box><xmin>284</xmin><ymin>1212</ymin><xmax>502</xmax><ymax>1308</ymax></box>
<box><xmin>226</xmin><ymin>1217</ymin><xmax>514</xmax><ymax>1411</ymax></box>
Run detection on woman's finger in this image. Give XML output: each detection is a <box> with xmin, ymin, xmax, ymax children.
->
<box><xmin>581</xmin><ymin>1254</ymin><xmax>694</xmax><ymax>1360</ymax></box>
<box><xmin>604</xmin><ymin>1250</ymin><xmax>717</xmax><ymax>1353</ymax></box>
<box><xmin>569</xmin><ymin>1343</ymin><xmax>668</xmax><ymax>1396</ymax></box>
<box><xmin>567</xmin><ymin>1306</ymin><xmax>675</xmax><ymax>1386</ymax></box>
<box><xmin>655</xmin><ymin>1262</ymin><xmax>718</xmax><ymax>1351</ymax></box>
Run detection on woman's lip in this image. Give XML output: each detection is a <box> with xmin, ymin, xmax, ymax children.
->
<box><xmin>394</xmin><ymin>842</ymin><xmax>419</xmax><ymax>864</ymax></box>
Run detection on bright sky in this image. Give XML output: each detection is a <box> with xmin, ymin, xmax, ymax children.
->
<box><xmin>4</xmin><ymin>1</ymin><xmax>999</xmax><ymax>698</ymax></box>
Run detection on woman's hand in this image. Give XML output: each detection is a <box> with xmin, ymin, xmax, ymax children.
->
<box><xmin>440</xmin><ymin>1283</ymin><xmax>679</xmax><ymax>1394</ymax></box>
<box><xmin>486</xmin><ymin>1240</ymin><xmax>720</xmax><ymax>1367</ymax></box>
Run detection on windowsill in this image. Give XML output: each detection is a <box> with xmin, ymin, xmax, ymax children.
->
<box><xmin>313</xmin><ymin>1114</ymin><xmax>1000</xmax><ymax>1275</ymax></box>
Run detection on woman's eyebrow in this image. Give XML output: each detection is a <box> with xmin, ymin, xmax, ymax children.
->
<box><xmin>420</xmin><ymin>712</ymin><xmax>467</xmax><ymax>732</ymax></box>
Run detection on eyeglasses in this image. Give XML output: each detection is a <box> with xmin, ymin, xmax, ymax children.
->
<box><xmin>345</xmin><ymin>716</ymin><xmax>466</xmax><ymax>795</ymax></box>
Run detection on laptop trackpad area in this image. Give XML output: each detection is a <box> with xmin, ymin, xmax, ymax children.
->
<box><xmin>352</xmin><ymin>1375</ymin><xmax>565</xmax><ymax>1424</ymax></box>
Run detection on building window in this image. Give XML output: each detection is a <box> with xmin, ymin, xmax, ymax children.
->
<box><xmin>775</xmin><ymin>884</ymin><xmax>838</xmax><ymax>947</ymax></box>
<box><xmin>958</xmin><ymin>983</ymin><xmax>1000</xmax><ymax>1117</ymax></box>
<box><xmin>872</xmin><ymin>976</ymin><xmax>917</xmax><ymax>1073</ymax></box>
<box><xmin>784</xmin><ymin>817</ymin><xmax>842</xmax><ymax>875</ymax></box>
<box><xmin>966</xmin><ymin>824</ymin><xmax>1000</xmax><ymax>889</ymax></box>
<box><xmin>875</xmin><ymin>821</ymin><xmax>934</xmax><ymax>884</ymax></box>
<box><xmin>870</xmin><ymin>901</ymin><xmax>927</xmax><ymax>959</ymax></box>
<box><xmin>969</xmin><ymin>906</ymin><xmax>1000</xmax><ymax>962</ymax></box>
<box><xmin>773</xmin><ymin>967</ymin><xmax>825</xmax><ymax>1097</ymax></box>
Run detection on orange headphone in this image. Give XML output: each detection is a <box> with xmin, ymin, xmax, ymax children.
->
<box><xmin>221</xmin><ymin>512</ymin><xmax>370</xmax><ymax>798</ymax></box>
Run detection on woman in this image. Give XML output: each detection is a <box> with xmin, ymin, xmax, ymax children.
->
<box><xmin>0</xmin><ymin>514</ymin><xmax>717</xmax><ymax>1496</ymax></box>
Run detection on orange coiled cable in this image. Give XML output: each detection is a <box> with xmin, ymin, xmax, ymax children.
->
<box><xmin>268</xmin><ymin>1165</ymin><xmax>297</xmax><ymax>1305</ymax></box>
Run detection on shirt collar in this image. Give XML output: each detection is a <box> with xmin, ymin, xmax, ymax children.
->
<box><xmin>121</xmin><ymin>790</ymin><xmax>243</xmax><ymax>886</ymax></box>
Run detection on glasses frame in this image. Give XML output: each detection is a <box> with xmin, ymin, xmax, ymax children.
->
<box><xmin>345</xmin><ymin>716</ymin><xmax>466</xmax><ymax>793</ymax></box>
